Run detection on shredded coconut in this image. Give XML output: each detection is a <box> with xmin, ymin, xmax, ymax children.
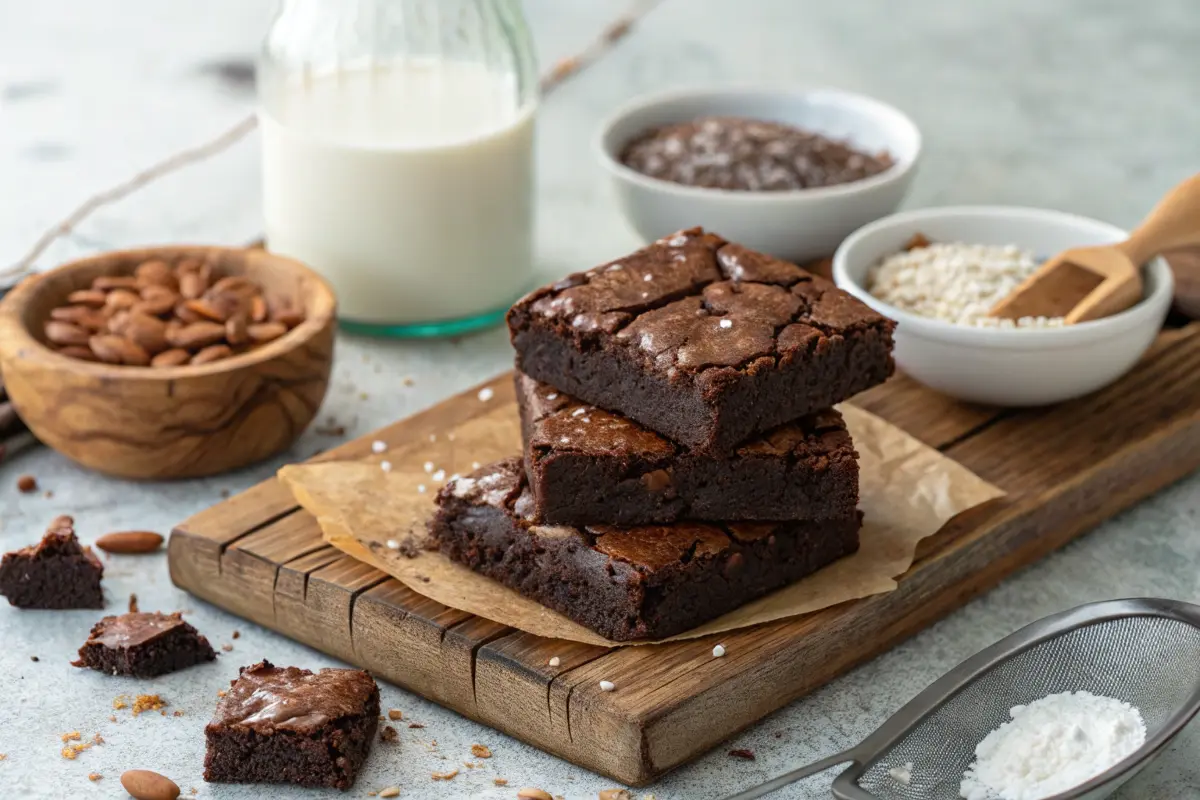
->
<box><xmin>867</xmin><ymin>242</ymin><xmax>1064</xmax><ymax>329</ymax></box>
<box><xmin>959</xmin><ymin>691</ymin><xmax>1145</xmax><ymax>800</ymax></box>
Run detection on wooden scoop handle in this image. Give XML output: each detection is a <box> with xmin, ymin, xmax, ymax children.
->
<box><xmin>1121</xmin><ymin>173</ymin><xmax>1200</xmax><ymax>266</ymax></box>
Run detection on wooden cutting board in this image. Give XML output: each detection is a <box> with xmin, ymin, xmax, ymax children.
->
<box><xmin>169</xmin><ymin>324</ymin><xmax>1200</xmax><ymax>786</ymax></box>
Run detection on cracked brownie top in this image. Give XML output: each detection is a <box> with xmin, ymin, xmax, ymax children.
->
<box><xmin>512</xmin><ymin>228</ymin><xmax>893</xmax><ymax>377</ymax></box>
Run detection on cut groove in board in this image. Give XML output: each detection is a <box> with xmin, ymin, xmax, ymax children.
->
<box><xmin>170</xmin><ymin>324</ymin><xmax>1200</xmax><ymax>786</ymax></box>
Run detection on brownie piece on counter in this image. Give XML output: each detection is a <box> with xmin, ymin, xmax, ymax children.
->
<box><xmin>430</xmin><ymin>459</ymin><xmax>861</xmax><ymax>641</ymax></box>
<box><xmin>73</xmin><ymin>611</ymin><xmax>216</xmax><ymax>677</ymax></box>
<box><xmin>204</xmin><ymin>660</ymin><xmax>380</xmax><ymax>789</ymax></box>
<box><xmin>0</xmin><ymin>516</ymin><xmax>104</xmax><ymax>609</ymax></box>
<box><xmin>516</xmin><ymin>372</ymin><xmax>859</xmax><ymax>525</ymax></box>
<box><xmin>507</xmin><ymin>227</ymin><xmax>895</xmax><ymax>455</ymax></box>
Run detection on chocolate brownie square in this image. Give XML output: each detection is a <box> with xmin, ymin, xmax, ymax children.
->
<box><xmin>204</xmin><ymin>660</ymin><xmax>379</xmax><ymax>789</ymax></box>
<box><xmin>516</xmin><ymin>372</ymin><xmax>859</xmax><ymax>525</ymax></box>
<box><xmin>0</xmin><ymin>516</ymin><xmax>103</xmax><ymax>609</ymax></box>
<box><xmin>73</xmin><ymin>612</ymin><xmax>216</xmax><ymax>677</ymax></box>
<box><xmin>507</xmin><ymin>228</ymin><xmax>895</xmax><ymax>455</ymax></box>
<box><xmin>430</xmin><ymin>458</ymin><xmax>861</xmax><ymax>641</ymax></box>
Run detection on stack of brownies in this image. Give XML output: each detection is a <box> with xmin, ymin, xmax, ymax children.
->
<box><xmin>431</xmin><ymin>228</ymin><xmax>896</xmax><ymax>641</ymax></box>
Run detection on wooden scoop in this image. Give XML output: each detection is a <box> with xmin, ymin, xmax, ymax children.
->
<box><xmin>990</xmin><ymin>173</ymin><xmax>1200</xmax><ymax>324</ymax></box>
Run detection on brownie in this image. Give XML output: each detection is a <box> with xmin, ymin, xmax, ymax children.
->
<box><xmin>0</xmin><ymin>516</ymin><xmax>103</xmax><ymax>609</ymax></box>
<box><xmin>516</xmin><ymin>372</ymin><xmax>859</xmax><ymax>525</ymax></box>
<box><xmin>72</xmin><ymin>611</ymin><xmax>216</xmax><ymax>677</ymax></box>
<box><xmin>204</xmin><ymin>660</ymin><xmax>380</xmax><ymax>790</ymax></box>
<box><xmin>507</xmin><ymin>228</ymin><xmax>895</xmax><ymax>455</ymax></box>
<box><xmin>430</xmin><ymin>458</ymin><xmax>861</xmax><ymax>641</ymax></box>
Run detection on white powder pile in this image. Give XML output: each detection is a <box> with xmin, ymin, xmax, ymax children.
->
<box><xmin>867</xmin><ymin>242</ymin><xmax>1064</xmax><ymax>329</ymax></box>
<box><xmin>959</xmin><ymin>691</ymin><xmax>1146</xmax><ymax>800</ymax></box>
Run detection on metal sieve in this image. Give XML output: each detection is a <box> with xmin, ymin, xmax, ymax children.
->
<box><xmin>726</xmin><ymin>598</ymin><xmax>1200</xmax><ymax>800</ymax></box>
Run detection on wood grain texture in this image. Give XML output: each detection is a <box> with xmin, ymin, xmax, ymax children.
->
<box><xmin>0</xmin><ymin>246</ymin><xmax>335</xmax><ymax>479</ymax></box>
<box><xmin>169</xmin><ymin>326</ymin><xmax>1200</xmax><ymax>785</ymax></box>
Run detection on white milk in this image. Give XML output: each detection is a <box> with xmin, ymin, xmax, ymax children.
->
<box><xmin>260</xmin><ymin>59</ymin><xmax>536</xmax><ymax>327</ymax></box>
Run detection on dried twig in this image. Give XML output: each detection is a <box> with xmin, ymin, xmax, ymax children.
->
<box><xmin>3</xmin><ymin>0</ymin><xmax>664</xmax><ymax>282</ymax></box>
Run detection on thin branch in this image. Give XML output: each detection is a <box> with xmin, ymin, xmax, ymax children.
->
<box><xmin>3</xmin><ymin>0</ymin><xmax>665</xmax><ymax>282</ymax></box>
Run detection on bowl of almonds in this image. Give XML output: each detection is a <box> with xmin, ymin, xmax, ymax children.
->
<box><xmin>0</xmin><ymin>245</ymin><xmax>336</xmax><ymax>479</ymax></box>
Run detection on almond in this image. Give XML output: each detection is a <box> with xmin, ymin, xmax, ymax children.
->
<box><xmin>89</xmin><ymin>334</ymin><xmax>151</xmax><ymax>366</ymax></box>
<box><xmin>247</xmin><ymin>321</ymin><xmax>288</xmax><ymax>344</ymax></box>
<box><xmin>58</xmin><ymin>345</ymin><xmax>98</xmax><ymax>362</ymax></box>
<box><xmin>517</xmin><ymin>789</ymin><xmax>554</xmax><ymax>800</ymax></box>
<box><xmin>45</xmin><ymin>320</ymin><xmax>91</xmax><ymax>346</ymax></box>
<box><xmin>124</xmin><ymin>313</ymin><xmax>169</xmax><ymax>354</ymax></box>
<box><xmin>173</xmin><ymin>301</ymin><xmax>204</xmax><ymax>324</ymax></box>
<box><xmin>150</xmin><ymin>348</ymin><xmax>191</xmax><ymax>368</ymax></box>
<box><xmin>51</xmin><ymin>305</ymin><xmax>105</xmax><ymax>330</ymax></box>
<box><xmin>168</xmin><ymin>321</ymin><xmax>225</xmax><ymax>350</ymax></box>
<box><xmin>225</xmin><ymin>314</ymin><xmax>249</xmax><ymax>347</ymax></box>
<box><xmin>95</xmin><ymin>531</ymin><xmax>163</xmax><ymax>554</ymax></box>
<box><xmin>191</xmin><ymin>344</ymin><xmax>233</xmax><ymax>365</ymax></box>
<box><xmin>211</xmin><ymin>276</ymin><xmax>257</xmax><ymax>297</ymax></box>
<box><xmin>250</xmin><ymin>294</ymin><xmax>269</xmax><ymax>323</ymax></box>
<box><xmin>599</xmin><ymin>791</ymin><xmax>632</xmax><ymax>800</ymax></box>
<box><xmin>178</xmin><ymin>271</ymin><xmax>208</xmax><ymax>300</ymax></box>
<box><xmin>93</xmin><ymin>275</ymin><xmax>140</xmax><ymax>291</ymax></box>
<box><xmin>67</xmin><ymin>289</ymin><xmax>108</xmax><ymax>307</ymax></box>
<box><xmin>119</xmin><ymin>769</ymin><xmax>179</xmax><ymax>800</ymax></box>
<box><xmin>134</xmin><ymin>259</ymin><xmax>177</xmax><ymax>290</ymax></box>
<box><xmin>272</xmin><ymin>307</ymin><xmax>306</xmax><ymax>328</ymax></box>
<box><xmin>106</xmin><ymin>310</ymin><xmax>133</xmax><ymax>336</ymax></box>
<box><xmin>134</xmin><ymin>286</ymin><xmax>179</xmax><ymax>317</ymax></box>
<box><xmin>183</xmin><ymin>298</ymin><xmax>228</xmax><ymax>323</ymax></box>
<box><xmin>104</xmin><ymin>289</ymin><xmax>141</xmax><ymax>311</ymax></box>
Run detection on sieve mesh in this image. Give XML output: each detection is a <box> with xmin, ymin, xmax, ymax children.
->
<box><xmin>852</xmin><ymin>615</ymin><xmax>1200</xmax><ymax>800</ymax></box>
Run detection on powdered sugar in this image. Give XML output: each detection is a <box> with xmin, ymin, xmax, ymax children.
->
<box><xmin>959</xmin><ymin>691</ymin><xmax>1145</xmax><ymax>800</ymax></box>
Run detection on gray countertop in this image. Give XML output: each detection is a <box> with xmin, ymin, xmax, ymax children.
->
<box><xmin>2</xmin><ymin>1</ymin><xmax>1200</xmax><ymax>798</ymax></box>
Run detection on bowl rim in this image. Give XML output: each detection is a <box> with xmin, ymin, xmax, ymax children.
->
<box><xmin>832</xmin><ymin>205</ymin><xmax>1175</xmax><ymax>350</ymax></box>
<box><xmin>0</xmin><ymin>244</ymin><xmax>337</xmax><ymax>379</ymax></box>
<box><xmin>593</xmin><ymin>84</ymin><xmax>924</xmax><ymax>203</ymax></box>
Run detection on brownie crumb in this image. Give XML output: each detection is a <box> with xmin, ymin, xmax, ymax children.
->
<box><xmin>408</xmin><ymin>722</ymin><xmax>424</xmax><ymax>729</ymax></box>
<box><xmin>173</xmin><ymin>710</ymin><xmax>185</xmax><ymax>717</ymax></box>
<box><xmin>108</xmin><ymin>715</ymin><xmax>117</xmax><ymax>723</ymax></box>
<box><xmin>60</xmin><ymin>731</ymin><xmax>81</xmax><ymax>743</ymax></box>
<box><xmin>378</xmin><ymin>787</ymin><xmax>400</xmax><ymax>798</ymax></box>
<box><xmin>132</xmin><ymin>694</ymin><xmax>167</xmax><ymax>716</ymax></box>
<box><xmin>113</xmin><ymin>696</ymin><xmax>129</xmax><ymax>710</ymax></box>
<box><xmin>494</xmin><ymin>778</ymin><xmax>508</xmax><ymax>786</ymax></box>
<box><xmin>16</xmin><ymin>475</ymin><xmax>37</xmax><ymax>493</ymax></box>
<box><xmin>387</xmin><ymin>709</ymin><xmax>403</xmax><ymax>721</ymax></box>
<box><xmin>729</xmin><ymin>748</ymin><xmax>755</xmax><ymax>760</ymax></box>
<box><xmin>128</xmin><ymin>593</ymin><xmax>139</xmax><ymax>613</ymax></box>
<box><xmin>29</xmin><ymin>656</ymin><xmax>38</xmax><ymax>662</ymax></box>
<box><xmin>61</xmin><ymin>742</ymin><xmax>92</xmax><ymax>760</ymax></box>
<box><xmin>432</xmin><ymin>770</ymin><xmax>458</xmax><ymax>781</ymax></box>
<box><xmin>471</xmin><ymin>744</ymin><xmax>492</xmax><ymax>759</ymax></box>
<box><xmin>88</xmin><ymin>772</ymin><xmax>102</xmax><ymax>781</ymax></box>
<box><xmin>380</xmin><ymin>725</ymin><xmax>398</xmax><ymax>744</ymax></box>
<box><xmin>231</xmin><ymin>630</ymin><xmax>240</xmax><ymax>639</ymax></box>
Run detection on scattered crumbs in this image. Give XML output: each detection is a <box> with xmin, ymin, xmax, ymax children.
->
<box><xmin>471</xmin><ymin>461</ymin><xmax>481</xmax><ymax>470</ymax></box>
<box><xmin>217</xmin><ymin>690</ymin><xmax>227</xmax><ymax>697</ymax></box>
<box><xmin>92</xmin><ymin>733</ymin><xmax>104</xmax><ymax>745</ymax></box>
<box><xmin>0</xmin><ymin>753</ymin><xmax>6</xmax><ymax>761</ymax></box>
<box><xmin>372</xmin><ymin>440</ymin><xmax>388</xmax><ymax>454</ymax></box>
<box><xmin>108</xmin><ymin>715</ymin><xmax>117</xmax><ymax>723</ymax></box>
<box><xmin>29</xmin><ymin>656</ymin><xmax>38</xmax><ymax>662</ymax></box>
<box><xmin>471</xmin><ymin>744</ymin><xmax>492</xmax><ymax>759</ymax></box>
<box><xmin>60</xmin><ymin>731</ymin><xmax>82</xmax><ymax>743</ymax></box>
<box><xmin>221</xmin><ymin>643</ymin><xmax>233</xmax><ymax>652</ymax></box>
<box><xmin>173</xmin><ymin>710</ymin><xmax>185</xmax><ymax>717</ymax></box>
<box><xmin>719</xmin><ymin>318</ymin><xmax>733</xmax><ymax>329</ymax></box>
<box><xmin>729</xmin><ymin>749</ymin><xmax>755</xmax><ymax>760</ymax></box>
<box><xmin>431</xmin><ymin>469</ymin><xmax>445</xmax><ymax>482</ymax></box>
<box><xmin>478</xmin><ymin>387</ymin><xmax>495</xmax><ymax>402</ymax></box>
<box><xmin>494</xmin><ymin>778</ymin><xmax>508</xmax><ymax>786</ymax></box>
<box><xmin>380</xmin><ymin>726</ymin><xmax>399</xmax><ymax>744</ymax></box>
<box><xmin>132</xmin><ymin>694</ymin><xmax>167</xmax><ymax>716</ymax></box>
<box><xmin>548</xmin><ymin>656</ymin><xmax>561</xmax><ymax>667</ymax></box>
<box><xmin>417</xmin><ymin>484</ymin><xmax>426</xmax><ymax>494</ymax></box>
<box><xmin>128</xmin><ymin>594</ymin><xmax>139</xmax><ymax>613</ymax></box>
<box><xmin>112</xmin><ymin>695</ymin><xmax>129</xmax><ymax>710</ymax></box>
<box><xmin>423</xmin><ymin>461</ymin><xmax>435</xmax><ymax>473</ymax></box>
<box><xmin>712</xmin><ymin>644</ymin><xmax>726</xmax><ymax>658</ymax></box>
<box><xmin>403</xmin><ymin>376</ymin><xmax>415</xmax><ymax>387</ymax></box>
<box><xmin>61</xmin><ymin>742</ymin><xmax>92</xmax><ymax>760</ymax></box>
<box><xmin>388</xmin><ymin>709</ymin><xmax>403</xmax><ymax>721</ymax></box>
<box><xmin>464</xmin><ymin>761</ymin><xmax>476</xmax><ymax>769</ymax></box>
<box><xmin>599</xmin><ymin>680</ymin><xmax>615</xmax><ymax>692</ymax></box>
<box><xmin>190</xmin><ymin>789</ymin><xmax>198</xmax><ymax>796</ymax></box>
<box><xmin>888</xmin><ymin>762</ymin><xmax>913</xmax><ymax>786</ymax></box>
<box><xmin>88</xmin><ymin>772</ymin><xmax>102</xmax><ymax>781</ymax></box>
<box><xmin>232</xmin><ymin>630</ymin><xmax>240</xmax><ymax>639</ymax></box>
<box><xmin>380</xmin><ymin>461</ymin><xmax>392</xmax><ymax>473</ymax></box>
<box><xmin>409</xmin><ymin>722</ymin><xmax>425</xmax><ymax>729</ymax></box>
<box><xmin>432</xmin><ymin>769</ymin><xmax>458</xmax><ymax>781</ymax></box>
<box><xmin>378</xmin><ymin>787</ymin><xmax>401</xmax><ymax>798</ymax></box>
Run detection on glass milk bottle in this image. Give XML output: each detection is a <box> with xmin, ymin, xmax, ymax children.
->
<box><xmin>258</xmin><ymin>0</ymin><xmax>538</xmax><ymax>337</ymax></box>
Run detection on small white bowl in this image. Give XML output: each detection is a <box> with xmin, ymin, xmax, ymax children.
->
<box><xmin>832</xmin><ymin>206</ymin><xmax>1174</xmax><ymax>406</ymax></box>
<box><xmin>595</xmin><ymin>86</ymin><xmax>922</xmax><ymax>263</ymax></box>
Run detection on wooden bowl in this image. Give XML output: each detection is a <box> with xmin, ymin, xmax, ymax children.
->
<box><xmin>0</xmin><ymin>246</ymin><xmax>336</xmax><ymax>479</ymax></box>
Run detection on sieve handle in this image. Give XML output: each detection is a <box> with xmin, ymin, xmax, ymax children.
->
<box><xmin>721</xmin><ymin>749</ymin><xmax>859</xmax><ymax>799</ymax></box>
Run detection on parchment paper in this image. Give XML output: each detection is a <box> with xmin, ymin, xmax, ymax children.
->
<box><xmin>278</xmin><ymin>404</ymin><xmax>1004</xmax><ymax>647</ymax></box>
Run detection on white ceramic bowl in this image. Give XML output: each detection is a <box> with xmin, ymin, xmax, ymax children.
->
<box><xmin>595</xmin><ymin>87</ymin><xmax>922</xmax><ymax>263</ymax></box>
<box><xmin>833</xmin><ymin>206</ymin><xmax>1174</xmax><ymax>406</ymax></box>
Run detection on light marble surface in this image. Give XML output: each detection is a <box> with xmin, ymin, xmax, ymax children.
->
<box><xmin>3</xmin><ymin>1</ymin><xmax>1200</xmax><ymax>798</ymax></box>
